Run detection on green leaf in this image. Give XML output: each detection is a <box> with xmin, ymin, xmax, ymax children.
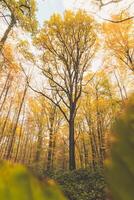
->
<box><xmin>106</xmin><ymin>94</ymin><xmax>134</xmax><ymax>200</ymax></box>
<box><xmin>0</xmin><ymin>161</ymin><xmax>66</xmax><ymax>200</ymax></box>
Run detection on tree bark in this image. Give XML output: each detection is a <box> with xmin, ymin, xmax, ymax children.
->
<box><xmin>6</xmin><ymin>85</ymin><xmax>28</xmax><ymax>160</ymax></box>
<box><xmin>69</xmin><ymin>114</ymin><xmax>76</xmax><ymax>170</ymax></box>
<box><xmin>0</xmin><ymin>14</ymin><xmax>15</xmax><ymax>52</ymax></box>
<box><xmin>47</xmin><ymin>129</ymin><xmax>53</xmax><ymax>171</ymax></box>
<box><xmin>35</xmin><ymin>130</ymin><xmax>43</xmax><ymax>164</ymax></box>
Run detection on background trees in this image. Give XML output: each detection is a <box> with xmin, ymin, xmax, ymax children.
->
<box><xmin>0</xmin><ymin>2</ymin><xmax>133</xmax><ymax>173</ymax></box>
<box><xmin>0</xmin><ymin>1</ymin><xmax>134</xmax><ymax>200</ymax></box>
<box><xmin>103</xmin><ymin>12</ymin><xmax>134</xmax><ymax>73</ymax></box>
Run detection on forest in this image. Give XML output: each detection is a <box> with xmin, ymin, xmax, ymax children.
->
<box><xmin>0</xmin><ymin>0</ymin><xmax>134</xmax><ymax>200</ymax></box>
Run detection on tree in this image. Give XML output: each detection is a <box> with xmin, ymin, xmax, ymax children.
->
<box><xmin>33</xmin><ymin>10</ymin><xmax>97</xmax><ymax>170</ymax></box>
<box><xmin>75</xmin><ymin>71</ymin><xmax>119</xmax><ymax>169</ymax></box>
<box><xmin>103</xmin><ymin>13</ymin><xmax>134</xmax><ymax>73</ymax></box>
<box><xmin>0</xmin><ymin>0</ymin><xmax>37</xmax><ymax>51</ymax></box>
<box><xmin>76</xmin><ymin>0</ymin><xmax>134</xmax><ymax>25</ymax></box>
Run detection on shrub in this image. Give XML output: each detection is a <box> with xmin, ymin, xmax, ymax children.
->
<box><xmin>43</xmin><ymin>169</ymin><xmax>106</xmax><ymax>200</ymax></box>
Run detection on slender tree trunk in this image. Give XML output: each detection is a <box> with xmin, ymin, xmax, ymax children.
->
<box><xmin>14</xmin><ymin>106</ymin><xmax>25</xmax><ymax>162</ymax></box>
<box><xmin>35</xmin><ymin>129</ymin><xmax>43</xmax><ymax>164</ymax></box>
<box><xmin>0</xmin><ymin>72</ymin><xmax>10</xmax><ymax>100</ymax></box>
<box><xmin>51</xmin><ymin>135</ymin><xmax>56</xmax><ymax>170</ymax></box>
<box><xmin>27</xmin><ymin>138</ymin><xmax>34</xmax><ymax>165</ymax></box>
<box><xmin>0</xmin><ymin>97</ymin><xmax>13</xmax><ymax>145</ymax></box>
<box><xmin>21</xmin><ymin>132</ymin><xmax>29</xmax><ymax>164</ymax></box>
<box><xmin>114</xmin><ymin>70</ymin><xmax>124</xmax><ymax>103</ymax></box>
<box><xmin>82</xmin><ymin>133</ymin><xmax>88</xmax><ymax>168</ymax></box>
<box><xmin>19</xmin><ymin>134</ymin><xmax>26</xmax><ymax>163</ymax></box>
<box><xmin>0</xmin><ymin>83</ymin><xmax>10</xmax><ymax>113</ymax></box>
<box><xmin>62</xmin><ymin>139</ymin><xmax>67</xmax><ymax>170</ymax></box>
<box><xmin>76</xmin><ymin>142</ymin><xmax>84</xmax><ymax>168</ymax></box>
<box><xmin>2</xmin><ymin>109</ymin><xmax>17</xmax><ymax>159</ymax></box>
<box><xmin>95</xmin><ymin>87</ymin><xmax>105</xmax><ymax>167</ymax></box>
<box><xmin>47</xmin><ymin>128</ymin><xmax>53</xmax><ymax>171</ymax></box>
<box><xmin>6</xmin><ymin>85</ymin><xmax>28</xmax><ymax>160</ymax></box>
<box><xmin>90</xmin><ymin>127</ymin><xmax>99</xmax><ymax>169</ymax></box>
<box><xmin>47</xmin><ymin>105</ymin><xmax>56</xmax><ymax>171</ymax></box>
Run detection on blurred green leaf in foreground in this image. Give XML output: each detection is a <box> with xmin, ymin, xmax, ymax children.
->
<box><xmin>106</xmin><ymin>94</ymin><xmax>134</xmax><ymax>200</ymax></box>
<box><xmin>0</xmin><ymin>161</ymin><xmax>67</xmax><ymax>200</ymax></box>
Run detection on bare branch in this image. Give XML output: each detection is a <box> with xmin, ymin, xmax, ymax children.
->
<box><xmin>101</xmin><ymin>15</ymin><xmax>134</xmax><ymax>23</ymax></box>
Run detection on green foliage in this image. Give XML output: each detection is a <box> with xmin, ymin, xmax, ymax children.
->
<box><xmin>0</xmin><ymin>161</ymin><xmax>66</xmax><ymax>200</ymax></box>
<box><xmin>44</xmin><ymin>169</ymin><xmax>106</xmax><ymax>200</ymax></box>
<box><xmin>106</xmin><ymin>94</ymin><xmax>134</xmax><ymax>200</ymax></box>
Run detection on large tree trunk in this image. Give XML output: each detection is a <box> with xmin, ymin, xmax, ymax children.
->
<box><xmin>0</xmin><ymin>14</ymin><xmax>15</xmax><ymax>52</ymax></box>
<box><xmin>69</xmin><ymin>115</ymin><xmax>76</xmax><ymax>170</ymax></box>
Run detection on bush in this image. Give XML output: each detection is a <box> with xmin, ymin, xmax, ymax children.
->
<box><xmin>43</xmin><ymin>169</ymin><xmax>106</xmax><ymax>200</ymax></box>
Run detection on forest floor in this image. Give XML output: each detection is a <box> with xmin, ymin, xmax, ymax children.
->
<box><xmin>32</xmin><ymin>168</ymin><xmax>106</xmax><ymax>200</ymax></box>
